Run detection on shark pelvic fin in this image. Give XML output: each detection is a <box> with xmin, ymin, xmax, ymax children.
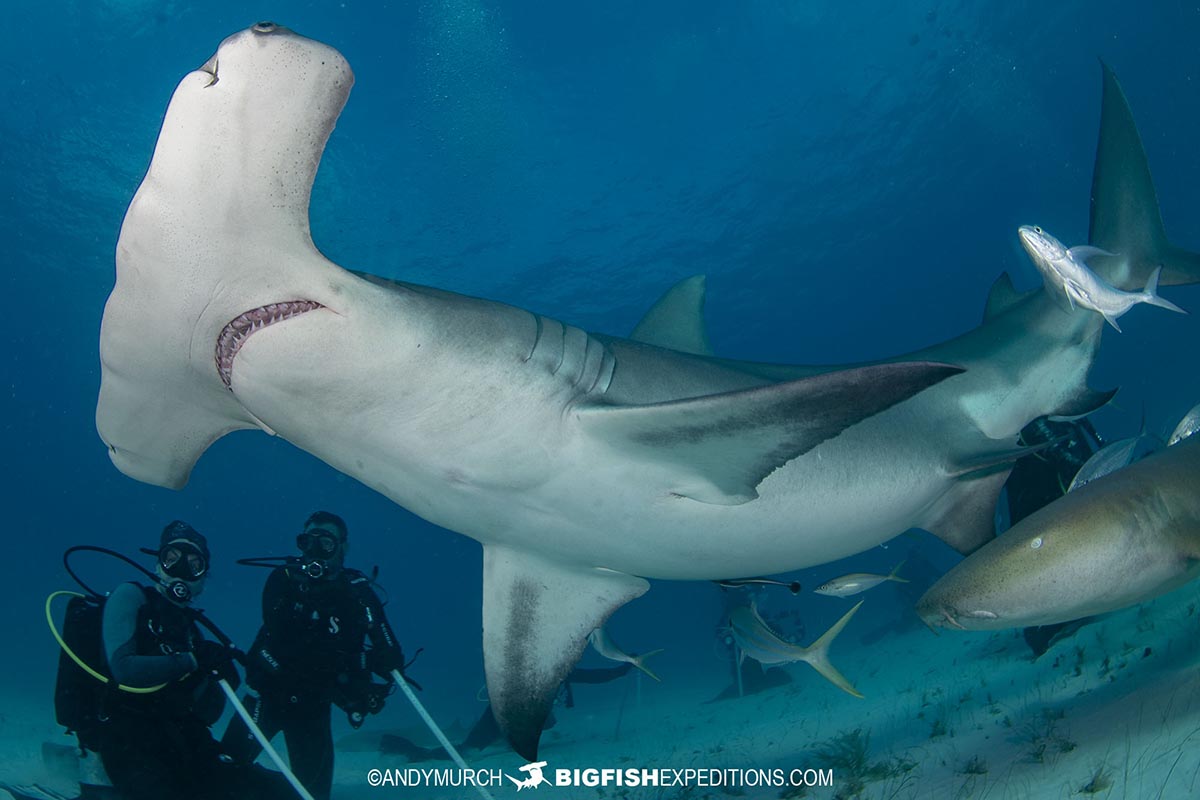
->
<box><xmin>1047</xmin><ymin>386</ymin><xmax>1119</xmax><ymax>422</ymax></box>
<box><xmin>630</xmin><ymin>275</ymin><xmax>714</xmax><ymax>357</ymax></box>
<box><xmin>919</xmin><ymin>468</ymin><xmax>1011</xmax><ymax>555</ymax></box>
<box><xmin>483</xmin><ymin>546</ymin><xmax>648</xmax><ymax>761</ymax></box>
<box><xmin>578</xmin><ymin>362</ymin><xmax>963</xmax><ymax>505</ymax></box>
<box><xmin>1089</xmin><ymin>62</ymin><xmax>1200</xmax><ymax>289</ymax></box>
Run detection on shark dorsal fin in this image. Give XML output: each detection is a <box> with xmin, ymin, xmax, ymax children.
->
<box><xmin>983</xmin><ymin>272</ymin><xmax>1025</xmax><ymax>321</ymax></box>
<box><xmin>630</xmin><ymin>275</ymin><xmax>713</xmax><ymax>357</ymax></box>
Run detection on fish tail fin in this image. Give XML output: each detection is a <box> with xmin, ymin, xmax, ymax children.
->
<box><xmin>1142</xmin><ymin>266</ymin><xmax>1188</xmax><ymax>314</ymax></box>
<box><xmin>887</xmin><ymin>560</ymin><xmax>909</xmax><ymax>584</ymax></box>
<box><xmin>630</xmin><ymin>649</ymin><xmax>665</xmax><ymax>682</ymax></box>
<box><xmin>800</xmin><ymin>601</ymin><xmax>864</xmax><ymax>698</ymax></box>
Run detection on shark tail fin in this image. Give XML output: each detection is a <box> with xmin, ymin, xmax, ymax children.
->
<box><xmin>1089</xmin><ymin>62</ymin><xmax>1200</xmax><ymax>290</ymax></box>
<box><xmin>1142</xmin><ymin>267</ymin><xmax>1188</xmax><ymax>314</ymax></box>
<box><xmin>630</xmin><ymin>649</ymin><xmax>665</xmax><ymax>682</ymax></box>
<box><xmin>799</xmin><ymin>601</ymin><xmax>864</xmax><ymax>699</ymax></box>
<box><xmin>887</xmin><ymin>560</ymin><xmax>909</xmax><ymax>584</ymax></box>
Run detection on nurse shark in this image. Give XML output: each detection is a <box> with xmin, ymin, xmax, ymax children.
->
<box><xmin>96</xmin><ymin>24</ymin><xmax>1200</xmax><ymax>758</ymax></box>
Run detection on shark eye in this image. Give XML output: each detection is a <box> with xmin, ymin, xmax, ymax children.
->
<box><xmin>1033</xmin><ymin>226</ymin><xmax>1043</xmax><ymax>234</ymax></box>
<box><xmin>1030</xmin><ymin>537</ymin><xmax>1043</xmax><ymax>550</ymax></box>
<box><xmin>253</xmin><ymin>21</ymin><xmax>278</xmax><ymax>33</ymax></box>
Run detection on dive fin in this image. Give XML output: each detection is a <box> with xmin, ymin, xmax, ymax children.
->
<box><xmin>1089</xmin><ymin>62</ymin><xmax>1200</xmax><ymax>288</ymax></box>
<box><xmin>577</xmin><ymin>362</ymin><xmax>963</xmax><ymax>505</ymax></box>
<box><xmin>630</xmin><ymin>275</ymin><xmax>714</xmax><ymax>356</ymax></box>
<box><xmin>482</xmin><ymin>546</ymin><xmax>648</xmax><ymax>761</ymax></box>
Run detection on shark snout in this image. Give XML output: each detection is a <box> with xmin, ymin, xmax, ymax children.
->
<box><xmin>917</xmin><ymin>589</ymin><xmax>1001</xmax><ymax>631</ymax></box>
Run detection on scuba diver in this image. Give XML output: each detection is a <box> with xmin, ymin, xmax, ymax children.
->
<box><xmin>221</xmin><ymin>511</ymin><xmax>406</xmax><ymax>800</ymax></box>
<box><xmin>58</xmin><ymin>521</ymin><xmax>295</xmax><ymax>800</ymax></box>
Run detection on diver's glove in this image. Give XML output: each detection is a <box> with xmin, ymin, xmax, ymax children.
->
<box><xmin>193</xmin><ymin>640</ymin><xmax>244</xmax><ymax>690</ymax></box>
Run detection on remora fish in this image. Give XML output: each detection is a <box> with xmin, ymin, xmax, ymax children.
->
<box><xmin>814</xmin><ymin>561</ymin><xmax>908</xmax><ymax>597</ymax></box>
<box><xmin>96</xmin><ymin>24</ymin><xmax>1200</xmax><ymax>760</ymax></box>
<box><xmin>587</xmin><ymin>628</ymin><xmax>663</xmax><ymax>681</ymax></box>
<box><xmin>715</xmin><ymin>577</ymin><xmax>803</xmax><ymax>594</ymax></box>
<box><xmin>917</xmin><ymin>433</ymin><xmax>1200</xmax><ymax>631</ymax></box>
<box><xmin>728</xmin><ymin>601</ymin><xmax>864</xmax><ymax>697</ymax></box>
<box><xmin>1017</xmin><ymin>225</ymin><xmax>1186</xmax><ymax>331</ymax></box>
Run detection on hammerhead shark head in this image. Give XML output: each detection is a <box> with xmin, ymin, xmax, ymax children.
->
<box><xmin>97</xmin><ymin>23</ymin><xmax>1199</xmax><ymax>758</ymax></box>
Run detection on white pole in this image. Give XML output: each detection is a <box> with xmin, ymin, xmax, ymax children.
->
<box><xmin>219</xmin><ymin>679</ymin><xmax>314</xmax><ymax>800</ymax></box>
<box><xmin>391</xmin><ymin>670</ymin><xmax>497</xmax><ymax>800</ymax></box>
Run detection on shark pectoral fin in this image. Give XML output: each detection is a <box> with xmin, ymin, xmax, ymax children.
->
<box><xmin>630</xmin><ymin>275</ymin><xmax>714</xmax><ymax>357</ymax></box>
<box><xmin>982</xmin><ymin>272</ymin><xmax>1031</xmax><ymax>321</ymax></box>
<box><xmin>919</xmin><ymin>468</ymin><xmax>1011</xmax><ymax>555</ymax></box>
<box><xmin>578</xmin><ymin>362</ymin><xmax>963</xmax><ymax>505</ymax></box>
<box><xmin>1048</xmin><ymin>386</ymin><xmax>1119</xmax><ymax>421</ymax></box>
<box><xmin>800</xmin><ymin>601</ymin><xmax>864</xmax><ymax>698</ymax></box>
<box><xmin>483</xmin><ymin>546</ymin><xmax>648</xmax><ymax>761</ymax></box>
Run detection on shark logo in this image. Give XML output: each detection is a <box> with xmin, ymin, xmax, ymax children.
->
<box><xmin>506</xmin><ymin>761</ymin><xmax>550</xmax><ymax>791</ymax></box>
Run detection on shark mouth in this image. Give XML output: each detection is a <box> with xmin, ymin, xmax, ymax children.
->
<box><xmin>215</xmin><ymin>300</ymin><xmax>324</xmax><ymax>389</ymax></box>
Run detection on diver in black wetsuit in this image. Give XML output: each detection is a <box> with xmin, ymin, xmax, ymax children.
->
<box><xmin>96</xmin><ymin>521</ymin><xmax>294</xmax><ymax>800</ymax></box>
<box><xmin>221</xmin><ymin>511</ymin><xmax>405</xmax><ymax>800</ymax></box>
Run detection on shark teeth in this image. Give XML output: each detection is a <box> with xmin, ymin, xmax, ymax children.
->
<box><xmin>215</xmin><ymin>300</ymin><xmax>324</xmax><ymax>389</ymax></box>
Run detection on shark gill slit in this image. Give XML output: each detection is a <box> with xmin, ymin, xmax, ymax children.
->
<box><xmin>523</xmin><ymin>313</ymin><xmax>544</xmax><ymax>363</ymax></box>
<box><xmin>215</xmin><ymin>300</ymin><xmax>324</xmax><ymax>389</ymax></box>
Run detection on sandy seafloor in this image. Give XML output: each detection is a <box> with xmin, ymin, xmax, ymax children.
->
<box><xmin>7</xmin><ymin>575</ymin><xmax>1200</xmax><ymax>800</ymax></box>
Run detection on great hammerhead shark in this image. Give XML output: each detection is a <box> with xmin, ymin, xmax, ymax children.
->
<box><xmin>97</xmin><ymin>23</ymin><xmax>1199</xmax><ymax>758</ymax></box>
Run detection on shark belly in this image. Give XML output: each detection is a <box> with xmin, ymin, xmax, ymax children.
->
<box><xmin>232</xmin><ymin>306</ymin><xmax>956</xmax><ymax>579</ymax></box>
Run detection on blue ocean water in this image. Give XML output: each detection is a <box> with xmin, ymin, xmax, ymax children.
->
<box><xmin>2</xmin><ymin>0</ymin><xmax>1200</xmax><ymax>795</ymax></box>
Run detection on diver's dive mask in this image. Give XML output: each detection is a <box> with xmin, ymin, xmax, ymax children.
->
<box><xmin>157</xmin><ymin>541</ymin><xmax>208</xmax><ymax>602</ymax></box>
<box><xmin>160</xmin><ymin>542</ymin><xmax>208</xmax><ymax>581</ymax></box>
<box><xmin>297</xmin><ymin>528</ymin><xmax>343</xmax><ymax>579</ymax></box>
